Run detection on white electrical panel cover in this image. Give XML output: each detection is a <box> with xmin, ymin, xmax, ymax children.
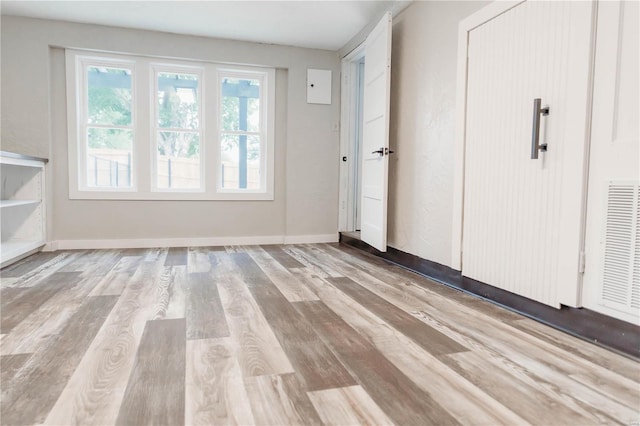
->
<box><xmin>307</xmin><ymin>69</ymin><xmax>332</xmax><ymax>104</ymax></box>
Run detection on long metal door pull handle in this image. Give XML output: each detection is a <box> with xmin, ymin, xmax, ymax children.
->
<box><xmin>531</xmin><ymin>98</ymin><xmax>549</xmax><ymax>159</ymax></box>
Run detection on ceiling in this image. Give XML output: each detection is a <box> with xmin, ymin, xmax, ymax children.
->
<box><xmin>1</xmin><ymin>1</ymin><xmax>411</xmax><ymax>51</ymax></box>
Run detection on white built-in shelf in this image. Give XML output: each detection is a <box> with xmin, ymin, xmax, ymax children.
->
<box><xmin>1</xmin><ymin>151</ymin><xmax>48</xmax><ymax>268</ymax></box>
<box><xmin>0</xmin><ymin>200</ymin><xmax>40</xmax><ymax>209</ymax></box>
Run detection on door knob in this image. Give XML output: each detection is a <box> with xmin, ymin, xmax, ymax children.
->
<box><xmin>372</xmin><ymin>148</ymin><xmax>384</xmax><ymax>156</ymax></box>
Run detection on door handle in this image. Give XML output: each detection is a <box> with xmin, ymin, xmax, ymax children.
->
<box><xmin>372</xmin><ymin>148</ymin><xmax>384</xmax><ymax>156</ymax></box>
<box><xmin>531</xmin><ymin>98</ymin><xmax>549</xmax><ymax>159</ymax></box>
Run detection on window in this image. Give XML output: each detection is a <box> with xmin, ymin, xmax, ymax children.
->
<box><xmin>66</xmin><ymin>50</ymin><xmax>275</xmax><ymax>200</ymax></box>
<box><xmin>219</xmin><ymin>72</ymin><xmax>265</xmax><ymax>192</ymax></box>
<box><xmin>79</xmin><ymin>58</ymin><xmax>136</xmax><ymax>190</ymax></box>
<box><xmin>153</xmin><ymin>67</ymin><xmax>203</xmax><ymax>191</ymax></box>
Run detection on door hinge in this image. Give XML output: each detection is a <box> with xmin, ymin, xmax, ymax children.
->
<box><xmin>579</xmin><ymin>251</ymin><xmax>586</xmax><ymax>273</ymax></box>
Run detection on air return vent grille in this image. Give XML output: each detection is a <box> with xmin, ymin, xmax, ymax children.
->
<box><xmin>602</xmin><ymin>182</ymin><xmax>640</xmax><ymax>313</ymax></box>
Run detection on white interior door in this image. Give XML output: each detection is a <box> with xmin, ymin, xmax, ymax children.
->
<box><xmin>462</xmin><ymin>1</ymin><xmax>594</xmax><ymax>308</ymax></box>
<box><xmin>361</xmin><ymin>12</ymin><xmax>392</xmax><ymax>252</ymax></box>
<box><xmin>582</xmin><ymin>0</ymin><xmax>639</xmax><ymax>324</ymax></box>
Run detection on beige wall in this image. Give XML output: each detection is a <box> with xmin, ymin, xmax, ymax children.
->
<box><xmin>385</xmin><ymin>1</ymin><xmax>487</xmax><ymax>268</ymax></box>
<box><xmin>1</xmin><ymin>16</ymin><xmax>341</xmax><ymax>242</ymax></box>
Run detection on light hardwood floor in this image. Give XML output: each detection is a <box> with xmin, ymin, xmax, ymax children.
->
<box><xmin>1</xmin><ymin>243</ymin><xmax>638</xmax><ymax>425</ymax></box>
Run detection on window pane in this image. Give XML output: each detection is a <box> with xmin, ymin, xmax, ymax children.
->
<box><xmin>86</xmin><ymin>127</ymin><xmax>133</xmax><ymax>188</ymax></box>
<box><xmin>87</xmin><ymin>66</ymin><xmax>132</xmax><ymax>126</ymax></box>
<box><xmin>220</xmin><ymin>134</ymin><xmax>260</xmax><ymax>190</ymax></box>
<box><xmin>158</xmin><ymin>72</ymin><xmax>199</xmax><ymax>129</ymax></box>
<box><xmin>221</xmin><ymin>77</ymin><xmax>260</xmax><ymax>132</ymax></box>
<box><xmin>157</xmin><ymin>131</ymin><xmax>200</xmax><ymax>189</ymax></box>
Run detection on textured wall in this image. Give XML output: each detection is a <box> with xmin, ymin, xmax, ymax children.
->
<box><xmin>387</xmin><ymin>1</ymin><xmax>488</xmax><ymax>268</ymax></box>
<box><xmin>1</xmin><ymin>16</ymin><xmax>341</xmax><ymax>241</ymax></box>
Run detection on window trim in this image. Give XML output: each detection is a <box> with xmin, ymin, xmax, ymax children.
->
<box><xmin>68</xmin><ymin>52</ymin><xmax>139</xmax><ymax>194</ymax></box>
<box><xmin>66</xmin><ymin>49</ymin><xmax>275</xmax><ymax>201</ymax></box>
<box><xmin>216</xmin><ymin>67</ymin><xmax>275</xmax><ymax>195</ymax></box>
<box><xmin>150</xmin><ymin>62</ymin><xmax>205</xmax><ymax>193</ymax></box>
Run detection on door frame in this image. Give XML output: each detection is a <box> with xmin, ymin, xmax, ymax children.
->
<box><xmin>338</xmin><ymin>42</ymin><xmax>366</xmax><ymax>232</ymax></box>
<box><xmin>450</xmin><ymin>0</ymin><xmax>598</xmax><ymax>307</ymax></box>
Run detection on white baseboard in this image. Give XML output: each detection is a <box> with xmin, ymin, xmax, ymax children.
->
<box><xmin>51</xmin><ymin>233</ymin><xmax>339</xmax><ymax>250</ymax></box>
<box><xmin>43</xmin><ymin>241</ymin><xmax>59</xmax><ymax>252</ymax></box>
<box><xmin>283</xmin><ymin>233</ymin><xmax>339</xmax><ymax>244</ymax></box>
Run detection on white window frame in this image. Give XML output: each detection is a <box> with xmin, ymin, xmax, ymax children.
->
<box><xmin>67</xmin><ymin>52</ymin><xmax>138</xmax><ymax>194</ymax></box>
<box><xmin>216</xmin><ymin>67</ymin><xmax>275</xmax><ymax>196</ymax></box>
<box><xmin>66</xmin><ymin>49</ymin><xmax>275</xmax><ymax>200</ymax></box>
<box><xmin>151</xmin><ymin>63</ymin><xmax>205</xmax><ymax>193</ymax></box>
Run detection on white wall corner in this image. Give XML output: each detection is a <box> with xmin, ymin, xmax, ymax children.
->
<box><xmin>43</xmin><ymin>241</ymin><xmax>59</xmax><ymax>252</ymax></box>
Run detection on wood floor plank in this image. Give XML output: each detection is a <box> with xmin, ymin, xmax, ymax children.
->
<box><xmin>295</xmin><ymin>267</ymin><xmax>529</xmax><ymax>425</ymax></box>
<box><xmin>0</xmin><ymin>271</ymin><xmax>83</xmax><ymax>333</ymax></box>
<box><xmin>323</xmin><ymin>243</ymin><xmax>525</xmax><ymax>322</ymax></box>
<box><xmin>59</xmin><ymin>250</ymin><xmax>122</xmax><ymax>276</ymax></box>
<box><xmin>294</xmin><ymin>300</ymin><xmax>460</xmax><ymax>425</ymax></box>
<box><xmin>442</xmin><ymin>350</ymin><xmax>631</xmax><ymax>425</ymax></box>
<box><xmin>88</xmin><ymin>255</ymin><xmax>141</xmax><ymax>296</ymax></box>
<box><xmin>1</xmin><ymin>295</ymin><xmax>118</xmax><ymax>425</ymax></box>
<box><xmin>214</xmin><ymin>254</ymin><xmax>295</xmax><ymax>378</ymax></box>
<box><xmin>244</xmin><ymin>373</ymin><xmax>323</xmax><ymax>426</ymax></box>
<box><xmin>260</xmin><ymin>245</ymin><xmax>305</xmax><ymax>269</ymax></box>
<box><xmin>187</xmin><ymin>247</ymin><xmax>223</xmax><ymax>273</ymax></box>
<box><xmin>144</xmin><ymin>247</ymin><xmax>165</xmax><ymax>262</ymax></box>
<box><xmin>0</xmin><ymin>251</ymin><xmax>61</xmax><ymax>277</ymax></box>
<box><xmin>441</xmin><ymin>350</ymin><xmax>600</xmax><ymax>425</ymax></box>
<box><xmin>0</xmin><ymin>353</ymin><xmax>31</xmax><ymax>384</ymax></box>
<box><xmin>2</xmin><ymin>276</ymin><xmax>100</xmax><ymax>355</ymax></box>
<box><xmin>410</xmin><ymin>303</ymin><xmax>640</xmax><ymax>404</ymax></box>
<box><xmin>186</xmin><ymin>272</ymin><xmax>229</xmax><ymax>340</ymax></box>
<box><xmin>247</xmin><ymin>247</ymin><xmax>319</xmax><ymax>302</ymax></box>
<box><xmin>185</xmin><ymin>337</ymin><xmax>255</xmax><ymax>425</ymax></box>
<box><xmin>307</xmin><ymin>245</ymin><xmax>639</xmax><ymax>412</ymax></box>
<box><xmin>2</xmin><ymin>244</ymin><xmax>636</xmax><ymax>426</ymax></box>
<box><xmin>410</xmin><ymin>310</ymin><xmax>638</xmax><ymax>424</ymax></box>
<box><xmin>165</xmin><ymin>246</ymin><xmax>188</xmax><ymax>266</ymax></box>
<box><xmin>292</xmin><ymin>245</ymin><xmax>429</xmax><ymax>310</ymax></box>
<box><xmin>44</xmin><ymin>252</ymin><xmax>171</xmax><ymax>426</ymax></box>
<box><xmin>116</xmin><ymin>318</ymin><xmax>186</xmax><ymax>426</ymax></box>
<box><xmin>231</xmin><ymin>252</ymin><xmax>356</xmax><ymax>391</ymax></box>
<box><xmin>282</xmin><ymin>246</ymin><xmax>343</xmax><ymax>278</ymax></box>
<box><xmin>2</xmin><ymin>251</ymin><xmax>132</xmax><ymax>356</ymax></box>
<box><xmin>328</xmin><ymin>275</ymin><xmax>467</xmax><ymax>356</ymax></box>
<box><xmin>512</xmin><ymin>317</ymin><xmax>640</xmax><ymax>381</ymax></box>
<box><xmin>119</xmin><ymin>248</ymin><xmax>147</xmax><ymax>256</ymax></box>
<box><xmin>152</xmin><ymin>265</ymin><xmax>187</xmax><ymax>320</ymax></box>
<box><xmin>307</xmin><ymin>385</ymin><xmax>394</xmax><ymax>426</ymax></box>
<box><xmin>0</xmin><ymin>251</ymin><xmax>78</xmax><ymax>289</ymax></box>
<box><xmin>349</xmin><ymin>262</ymin><xmax>638</xmax><ymax>409</ymax></box>
<box><xmin>569</xmin><ymin>373</ymin><xmax>640</xmax><ymax>411</ymax></box>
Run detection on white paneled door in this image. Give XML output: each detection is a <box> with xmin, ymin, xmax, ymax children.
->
<box><xmin>462</xmin><ymin>1</ymin><xmax>594</xmax><ymax>307</ymax></box>
<box><xmin>360</xmin><ymin>12</ymin><xmax>392</xmax><ymax>252</ymax></box>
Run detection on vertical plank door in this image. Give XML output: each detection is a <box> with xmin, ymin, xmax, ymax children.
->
<box><xmin>462</xmin><ymin>1</ymin><xmax>594</xmax><ymax>307</ymax></box>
